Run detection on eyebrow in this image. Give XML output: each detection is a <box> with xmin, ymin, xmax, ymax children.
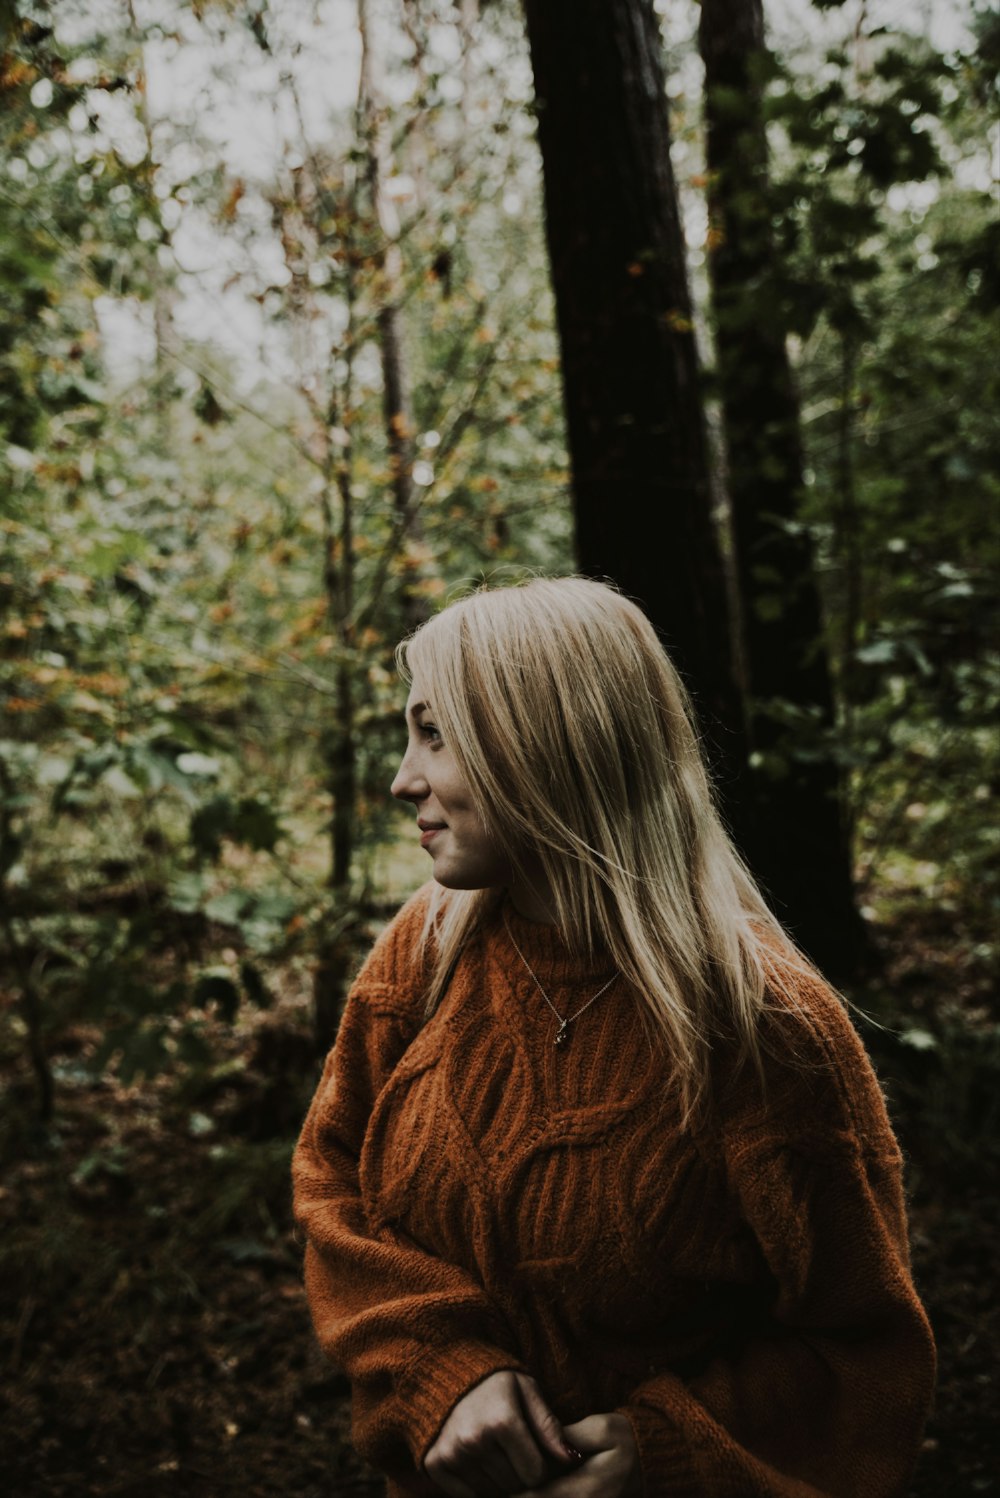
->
<box><xmin>407</xmin><ymin>701</ymin><xmax>432</xmax><ymax>719</ymax></box>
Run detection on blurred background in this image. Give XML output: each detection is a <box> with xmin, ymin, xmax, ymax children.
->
<box><xmin>1</xmin><ymin>0</ymin><xmax>996</xmax><ymax>1493</ymax></box>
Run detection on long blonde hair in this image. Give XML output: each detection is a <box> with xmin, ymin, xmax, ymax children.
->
<box><xmin>397</xmin><ymin>576</ymin><xmax>812</xmax><ymax>1121</ymax></box>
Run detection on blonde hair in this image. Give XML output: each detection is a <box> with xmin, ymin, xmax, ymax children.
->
<box><xmin>397</xmin><ymin>576</ymin><xmax>812</xmax><ymax>1121</ymax></box>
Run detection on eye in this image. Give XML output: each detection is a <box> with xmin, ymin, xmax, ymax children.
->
<box><xmin>418</xmin><ymin>721</ymin><xmax>442</xmax><ymax>744</ymax></box>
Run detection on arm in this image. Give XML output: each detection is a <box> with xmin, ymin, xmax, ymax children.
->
<box><xmin>511</xmin><ymin>1130</ymin><xmax>932</xmax><ymax>1498</ymax></box>
<box><xmin>618</xmin><ymin>982</ymin><xmax>936</xmax><ymax>1498</ymax></box>
<box><xmin>292</xmin><ymin>897</ymin><xmax>525</xmax><ymax>1488</ymax></box>
<box><xmin>621</xmin><ymin>1132</ymin><xmax>935</xmax><ymax>1496</ymax></box>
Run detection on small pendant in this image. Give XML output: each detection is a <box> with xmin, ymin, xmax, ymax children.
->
<box><xmin>554</xmin><ymin>1020</ymin><xmax>569</xmax><ymax>1047</ymax></box>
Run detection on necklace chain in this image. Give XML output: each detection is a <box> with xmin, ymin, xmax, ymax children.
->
<box><xmin>503</xmin><ymin>912</ymin><xmax>618</xmax><ymax>1048</ymax></box>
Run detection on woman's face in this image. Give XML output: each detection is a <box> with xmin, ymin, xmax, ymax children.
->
<box><xmin>391</xmin><ymin>671</ymin><xmax>514</xmax><ymax>891</ymax></box>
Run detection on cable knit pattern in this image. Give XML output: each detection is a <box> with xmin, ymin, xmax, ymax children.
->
<box><xmin>292</xmin><ymin>885</ymin><xmax>935</xmax><ymax>1497</ymax></box>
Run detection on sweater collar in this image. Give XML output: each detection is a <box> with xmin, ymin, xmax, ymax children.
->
<box><xmin>487</xmin><ymin>896</ymin><xmax>617</xmax><ymax>990</ymax></box>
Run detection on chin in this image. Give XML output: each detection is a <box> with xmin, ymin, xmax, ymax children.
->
<box><xmin>432</xmin><ymin>872</ymin><xmax>488</xmax><ymax>891</ymax></box>
<box><xmin>431</xmin><ymin>863</ymin><xmax>508</xmax><ymax>893</ymax></box>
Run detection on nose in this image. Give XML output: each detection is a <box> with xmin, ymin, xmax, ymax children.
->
<box><xmin>391</xmin><ymin>742</ymin><xmax>427</xmax><ymax>803</ymax></box>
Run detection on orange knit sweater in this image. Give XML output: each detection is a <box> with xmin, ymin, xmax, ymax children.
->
<box><xmin>292</xmin><ymin>887</ymin><xmax>935</xmax><ymax>1497</ymax></box>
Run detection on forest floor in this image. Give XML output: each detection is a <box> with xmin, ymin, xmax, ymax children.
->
<box><xmin>1</xmin><ymin>901</ymin><xmax>997</xmax><ymax>1497</ymax></box>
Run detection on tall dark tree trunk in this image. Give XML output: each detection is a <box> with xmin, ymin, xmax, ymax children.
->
<box><xmin>699</xmin><ymin>0</ymin><xmax>865</xmax><ymax>973</ymax></box>
<box><xmin>521</xmin><ymin>0</ymin><xmax>746</xmax><ymax>796</ymax></box>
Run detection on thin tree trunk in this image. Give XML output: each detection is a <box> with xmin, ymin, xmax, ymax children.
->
<box><xmin>400</xmin><ymin>0</ymin><xmax>431</xmax><ymax>209</ymax></box>
<box><xmin>835</xmin><ymin>333</ymin><xmax>862</xmax><ymax>764</ymax></box>
<box><xmin>311</xmin><ymin>111</ymin><xmax>363</xmax><ymax>1051</ymax></box>
<box><xmin>1</xmin><ymin>753</ymin><xmax>53</xmax><ymax>1118</ymax></box>
<box><xmin>358</xmin><ymin>0</ymin><xmax>427</xmax><ymax>631</ymax></box>
<box><xmin>699</xmin><ymin>0</ymin><xmax>865</xmax><ymax>973</ymax></box>
<box><xmin>20</xmin><ymin>947</ymin><xmax>53</xmax><ymax>1122</ymax></box>
<box><xmin>458</xmin><ymin>0</ymin><xmax>479</xmax><ymax>165</ymax></box>
<box><xmin>327</xmin><ymin>498</ymin><xmax>356</xmax><ymax>895</ymax></box>
<box><xmin>126</xmin><ymin>0</ymin><xmax>174</xmax><ymax>454</ymax></box>
<box><xmin>313</xmin><ymin>413</ymin><xmax>360</xmax><ymax>1051</ymax></box>
<box><xmin>521</xmin><ymin>0</ymin><xmax>747</xmax><ymax>796</ymax></box>
<box><xmin>313</xmin><ymin>406</ymin><xmax>358</xmax><ymax>1049</ymax></box>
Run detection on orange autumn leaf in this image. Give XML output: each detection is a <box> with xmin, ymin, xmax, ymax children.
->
<box><xmin>75</xmin><ymin>672</ymin><xmax>127</xmax><ymax>696</ymax></box>
<box><xmin>221</xmin><ymin>178</ymin><xmax>246</xmax><ymax>222</ymax></box>
<box><xmin>0</xmin><ymin>60</ymin><xmax>37</xmax><ymax>90</ymax></box>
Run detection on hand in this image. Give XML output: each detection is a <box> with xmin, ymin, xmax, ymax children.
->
<box><xmin>512</xmin><ymin>1413</ymin><xmax>641</xmax><ymax>1498</ymax></box>
<box><xmin>424</xmin><ymin>1370</ymin><xmax>576</xmax><ymax>1497</ymax></box>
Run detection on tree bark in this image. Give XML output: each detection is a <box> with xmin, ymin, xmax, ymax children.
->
<box><xmin>699</xmin><ymin>0</ymin><xmax>865</xmax><ymax>973</ymax></box>
<box><xmin>358</xmin><ymin>0</ymin><xmax>427</xmax><ymax>632</ymax></box>
<box><xmin>126</xmin><ymin>0</ymin><xmax>176</xmax><ymax>456</ymax></box>
<box><xmin>521</xmin><ymin>0</ymin><xmax>746</xmax><ymax>794</ymax></box>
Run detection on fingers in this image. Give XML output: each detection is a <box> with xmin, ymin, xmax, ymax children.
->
<box><xmin>510</xmin><ymin>1451</ymin><xmax>623</xmax><ymax>1498</ymax></box>
<box><xmin>429</xmin><ymin>1437</ymin><xmax>519</xmax><ymax>1497</ymax></box>
<box><xmin>425</xmin><ymin>1466</ymin><xmax>478</xmax><ymax>1498</ymax></box>
<box><xmin>535</xmin><ymin>1414</ymin><xmax>639</xmax><ymax>1498</ymax></box>
<box><xmin>426</xmin><ymin>1431</ymin><xmax>537</xmax><ymax>1496</ymax></box>
<box><xmin>424</xmin><ymin>1370</ymin><xmax>566</xmax><ymax>1495</ymax></box>
<box><xmin>561</xmin><ymin>1412</ymin><xmax>629</xmax><ymax>1454</ymax></box>
<box><xmin>515</xmin><ymin>1372</ymin><xmax>573</xmax><ymax>1464</ymax></box>
<box><xmin>435</xmin><ymin>1406</ymin><xmax>638</xmax><ymax>1498</ymax></box>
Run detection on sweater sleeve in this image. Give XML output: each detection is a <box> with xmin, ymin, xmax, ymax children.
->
<box><xmin>291</xmin><ymin>891</ymin><xmax>524</xmax><ymax>1489</ymax></box>
<box><xmin>620</xmin><ymin>989</ymin><xmax>935</xmax><ymax>1497</ymax></box>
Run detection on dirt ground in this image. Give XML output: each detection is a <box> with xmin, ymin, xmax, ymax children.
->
<box><xmin>1</xmin><ymin>909</ymin><xmax>997</xmax><ymax>1497</ymax></box>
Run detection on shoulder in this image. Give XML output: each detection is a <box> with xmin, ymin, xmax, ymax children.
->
<box><xmin>348</xmin><ymin>881</ymin><xmax>439</xmax><ymax>1019</ymax></box>
<box><xmin>720</xmin><ymin>933</ymin><xmax>900</xmax><ymax>1160</ymax></box>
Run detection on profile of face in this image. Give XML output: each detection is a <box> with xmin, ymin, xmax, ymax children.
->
<box><xmin>391</xmin><ymin>670</ymin><xmax>514</xmax><ymax>892</ymax></box>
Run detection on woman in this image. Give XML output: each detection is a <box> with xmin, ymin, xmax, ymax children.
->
<box><xmin>292</xmin><ymin>577</ymin><xmax>935</xmax><ymax>1498</ymax></box>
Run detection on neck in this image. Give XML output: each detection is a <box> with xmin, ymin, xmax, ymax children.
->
<box><xmin>506</xmin><ymin>865</ymin><xmax>557</xmax><ymax>925</ymax></box>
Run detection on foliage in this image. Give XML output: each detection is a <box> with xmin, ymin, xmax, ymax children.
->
<box><xmin>1</xmin><ymin>0</ymin><xmax>995</xmax><ymax>1119</ymax></box>
<box><xmin>1</xmin><ymin>7</ymin><xmax>995</xmax><ymax>1491</ymax></box>
<box><xmin>1</xmin><ymin>0</ymin><xmax>572</xmax><ymax>1107</ymax></box>
<box><xmin>760</xmin><ymin>16</ymin><xmax>999</xmax><ymax>940</ymax></box>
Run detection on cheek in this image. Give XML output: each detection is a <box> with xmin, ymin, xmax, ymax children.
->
<box><xmin>469</xmin><ymin>827</ymin><xmax>514</xmax><ymax>880</ymax></box>
<box><xmin>434</xmin><ymin>763</ymin><xmax>477</xmax><ymax>816</ymax></box>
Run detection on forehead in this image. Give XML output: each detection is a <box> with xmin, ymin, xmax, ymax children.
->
<box><xmin>404</xmin><ymin>668</ymin><xmax>431</xmax><ymax>716</ymax></box>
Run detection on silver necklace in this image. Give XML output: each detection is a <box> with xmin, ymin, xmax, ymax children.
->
<box><xmin>503</xmin><ymin>912</ymin><xmax>618</xmax><ymax>1048</ymax></box>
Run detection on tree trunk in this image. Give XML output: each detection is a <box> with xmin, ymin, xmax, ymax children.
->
<box><xmin>126</xmin><ymin>0</ymin><xmax>175</xmax><ymax>455</ymax></box>
<box><xmin>458</xmin><ymin>0</ymin><xmax>479</xmax><ymax>166</ymax></box>
<box><xmin>358</xmin><ymin>0</ymin><xmax>428</xmax><ymax>632</ymax></box>
<box><xmin>699</xmin><ymin>0</ymin><xmax>865</xmax><ymax>973</ymax></box>
<box><xmin>520</xmin><ymin>0</ymin><xmax>746</xmax><ymax>795</ymax></box>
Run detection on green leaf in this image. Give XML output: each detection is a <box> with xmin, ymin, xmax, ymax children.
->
<box><xmin>176</xmin><ymin>752</ymin><xmax>222</xmax><ymax>777</ymax></box>
<box><xmin>856</xmin><ymin>641</ymin><xmax>897</xmax><ymax>665</ymax></box>
<box><xmin>117</xmin><ymin>1024</ymin><xmax>170</xmax><ymax>1084</ymax></box>
<box><xmin>204</xmin><ymin>889</ymin><xmax>253</xmax><ymax>927</ymax></box>
<box><xmin>247</xmin><ymin>890</ymin><xmax>298</xmax><ymax>924</ymax></box>
<box><xmin>231</xmin><ymin>796</ymin><xmax>283</xmax><ymax>853</ymax></box>
<box><xmin>167</xmin><ymin>872</ymin><xmax>205</xmax><ymax>914</ymax></box>
<box><xmin>190</xmin><ymin>794</ymin><xmax>282</xmax><ymax>861</ymax></box>
<box><xmin>175</xmin><ymin>1026</ymin><xmax>213</xmax><ymax>1067</ymax></box>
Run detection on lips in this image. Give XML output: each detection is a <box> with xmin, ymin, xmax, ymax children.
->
<box><xmin>418</xmin><ymin>820</ymin><xmax>446</xmax><ymax>849</ymax></box>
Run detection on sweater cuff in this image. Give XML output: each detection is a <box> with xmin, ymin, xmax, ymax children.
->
<box><xmin>621</xmin><ymin>1397</ymin><xmax>700</xmax><ymax>1497</ymax></box>
<box><xmin>400</xmin><ymin>1341</ymin><xmax>526</xmax><ymax>1471</ymax></box>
